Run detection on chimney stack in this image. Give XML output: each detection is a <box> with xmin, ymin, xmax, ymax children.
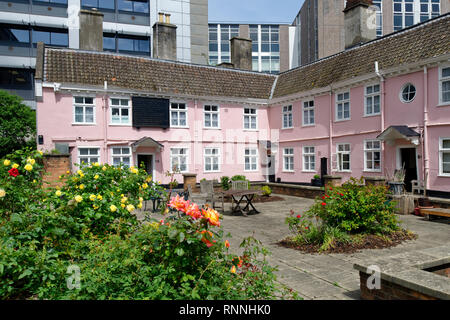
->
<box><xmin>153</xmin><ymin>13</ymin><xmax>177</xmax><ymax>61</ymax></box>
<box><xmin>79</xmin><ymin>9</ymin><xmax>104</xmax><ymax>51</ymax></box>
<box><xmin>230</xmin><ymin>37</ymin><xmax>252</xmax><ymax>71</ymax></box>
<box><xmin>343</xmin><ymin>0</ymin><xmax>376</xmax><ymax>49</ymax></box>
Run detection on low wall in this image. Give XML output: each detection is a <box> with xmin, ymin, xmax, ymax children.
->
<box><xmin>43</xmin><ymin>154</ymin><xmax>71</xmax><ymax>188</ymax></box>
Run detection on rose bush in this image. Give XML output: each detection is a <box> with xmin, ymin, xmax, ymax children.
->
<box><xmin>0</xmin><ymin>149</ymin><xmax>297</xmax><ymax>300</ymax></box>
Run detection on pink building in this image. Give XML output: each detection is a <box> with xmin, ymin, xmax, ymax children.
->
<box><xmin>35</xmin><ymin>13</ymin><xmax>450</xmax><ymax>196</ymax></box>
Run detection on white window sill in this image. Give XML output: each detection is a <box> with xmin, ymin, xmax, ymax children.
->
<box><xmin>302</xmin><ymin>170</ymin><xmax>317</xmax><ymax>173</ymax></box>
<box><xmin>109</xmin><ymin>123</ymin><xmax>132</xmax><ymax>127</ymax></box>
<box><xmin>204</xmin><ymin>171</ymin><xmax>222</xmax><ymax>174</ymax></box>
<box><xmin>243</xmin><ymin>129</ymin><xmax>259</xmax><ymax>132</ymax></box>
<box><xmin>170</xmin><ymin>126</ymin><xmax>190</xmax><ymax>129</ymax></box>
<box><xmin>72</xmin><ymin>123</ymin><xmax>96</xmax><ymax>126</ymax></box>
<box><xmin>244</xmin><ymin>169</ymin><xmax>259</xmax><ymax>172</ymax></box>
<box><xmin>302</xmin><ymin>123</ymin><xmax>315</xmax><ymax>127</ymax></box>
<box><xmin>282</xmin><ymin>170</ymin><xmax>295</xmax><ymax>173</ymax></box>
<box><xmin>281</xmin><ymin>127</ymin><xmax>294</xmax><ymax>130</ymax></box>
<box><xmin>363</xmin><ymin>170</ymin><xmax>382</xmax><ymax>173</ymax></box>
<box><xmin>363</xmin><ymin>113</ymin><xmax>381</xmax><ymax>118</ymax></box>
<box><xmin>437</xmin><ymin>103</ymin><xmax>450</xmax><ymax>107</ymax></box>
<box><xmin>438</xmin><ymin>174</ymin><xmax>450</xmax><ymax>178</ymax></box>
<box><xmin>334</xmin><ymin>118</ymin><xmax>351</xmax><ymax>123</ymax></box>
<box><xmin>203</xmin><ymin>127</ymin><xmax>221</xmax><ymax>130</ymax></box>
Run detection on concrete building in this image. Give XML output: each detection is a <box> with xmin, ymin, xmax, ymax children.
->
<box><xmin>208</xmin><ymin>23</ymin><xmax>295</xmax><ymax>74</ymax></box>
<box><xmin>0</xmin><ymin>0</ymin><xmax>208</xmax><ymax>108</ymax></box>
<box><xmin>35</xmin><ymin>5</ymin><xmax>450</xmax><ymax>196</ymax></box>
<box><xmin>292</xmin><ymin>0</ymin><xmax>450</xmax><ymax>67</ymax></box>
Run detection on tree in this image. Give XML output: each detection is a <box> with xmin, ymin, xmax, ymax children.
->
<box><xmin>0</xmin><ymin>90</ymin><xmax>36</xmax><ymax>158</ymax></box>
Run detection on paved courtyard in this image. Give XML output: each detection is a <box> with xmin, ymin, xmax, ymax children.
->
<box><xmin>219</xmin><ymin>195</ymin><xmax>450</xmax><ymax>300</ymax></box>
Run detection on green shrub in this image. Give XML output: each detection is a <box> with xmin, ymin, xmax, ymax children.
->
<box><xmin>220</xmin><ymin>176</ymin><xmax>230</xmax><ymax>191</ymax></box>
<box><xmin>261</xmin><ymin>186</ymin><xmax>272</xmax><ymax>197</ymax></box>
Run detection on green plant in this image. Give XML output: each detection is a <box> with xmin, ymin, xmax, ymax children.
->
<box><xmin>261</xmin><ymin>185</ymin><xmax>272</xmax><ymax>197</ymax></box>
<box><xmin>313</xmin><ymin>174</ymin><xmax>320</xmax><ymax>180</ymax></box>
<box><xmin>0</xmin><ymin>91</ymin><xmax>36</xmax><ymax>158</ymax></box>
<box><xmin>220</xmin><ymin>176</ymin><xmax>231</xmax><ymax>191</ymax></box>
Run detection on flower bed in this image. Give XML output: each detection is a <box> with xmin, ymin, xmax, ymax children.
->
<box><xmin>0</xmin><ymin>148</ymin><xmax>297</xmax><ymax>300</ymax></box>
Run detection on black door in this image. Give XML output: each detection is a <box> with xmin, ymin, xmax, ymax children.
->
<box><xmin>137</xmin><ymin>154</ymin><xmax>153</xmax><ymax>176</ymax></box>
<box><xmin>400</xmin><ymin>148</ymin><xmax>417</xmax><ymax>192</ymax></box>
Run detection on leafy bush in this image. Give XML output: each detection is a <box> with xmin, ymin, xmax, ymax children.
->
<box><xmin>261</xmin><ymin>186</ymin><xmax>272</xmax><ymax>197</ymax></box>
<box><xmin>220</xmin><ymin>176</ymin><xmax>230</xmax><ymax>191</ymax></box>
<box><xmin>285</xmin><ymin>178</ymin><xmax>400</xmax><ymax>251</ymax></box>
<box><xmin>0</xmin><ymin>149</ymin><xmax>296</xmax><ymax>300</ymax></box>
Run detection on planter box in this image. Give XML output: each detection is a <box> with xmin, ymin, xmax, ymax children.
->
<box><xmin>388</xmin><ymin>181</ymin><xmax>404</xmax><ymax>195</ymax></box>
<box><xmin>310</xmin><ymin>178</ymin><xmax>322</xmax><ymax>187</ymax></box>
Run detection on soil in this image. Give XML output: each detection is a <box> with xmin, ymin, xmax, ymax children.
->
<box><xmin>277</xmin><ymin>229</ymin><xmax>418</xmax><ymax>254</ymax></box>
<box><xmin>223</xmin><ymin>195</ymin><xmax>285</xmax><ymax>203</ymax></box>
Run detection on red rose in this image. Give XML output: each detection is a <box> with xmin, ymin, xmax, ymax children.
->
<box><xmin>322</xmin><ymin>196</ymin><xmax>326</xmax><ymax>200</ymax></box>
<box><xmin>321</xmin><ymin>202</ymin><xmax>326</xmax><ymax>206</ymax></box>
<box><xmin>296</xmin><ymin>215</ymin><xmax>301</xmax><ymax>219</ymax></box>
<box><xmin>8</xmin><ymin>168</ymin><xmax>19</xmax><ymax>177</ymax></box>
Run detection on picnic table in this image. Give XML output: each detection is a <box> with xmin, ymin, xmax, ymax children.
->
<box><xmin>420</xmin><ymin>207</ymin><xmax>450</xmax><ymax>220</ymax></box>
<box><xmin>220</xmin><ymin>189</ymin><xmax>262</xmax><ymax>216</ymax></box>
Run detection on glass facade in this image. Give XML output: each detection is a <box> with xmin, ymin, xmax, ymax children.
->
<box><xmin>103</xmin><ymin>33</ymin><xmax>150</xmax><ymax>55</ymax></box>
<box><xmin>0</xmin><ymin>24</ymin><xmax>68</xmax><ymax>47</ymax></box>
<box><xmin>208</xmin><ymin>24</ymin><xmax>239</xmax><ymax>66</ymax></box>
<box><xmin>393</xmin><ymin>0</ymin><xmax>440</xmax><ymax>31</ymax></box>
<box><xmin>81</xmin><ymin>0</ymin><xmax>149</xmax><ymax>13</ymax></box>
<box><xmin>250</xmin><ymin>24</ymin><xmax>280</xmax><ymax>74</ymax></box>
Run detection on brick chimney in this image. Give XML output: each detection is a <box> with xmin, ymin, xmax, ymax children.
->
<box><xmin>230</xmin><ymin>37</ymin><xmax>252</xmax><ymax>71</ymax></box>
<box><xmin>343</xmin><ymin>0</ymin><xmax>377</xmax><ymax>49</ymax></box>
<box><xmin>153</xmin><ymin>13</ymin><xmax>177</xmax><ymax>61</ymax></box>
<box><xmin>79</xmin><ymin>9</ymin><xmax>104</xmax><ymax>51</ymax></box>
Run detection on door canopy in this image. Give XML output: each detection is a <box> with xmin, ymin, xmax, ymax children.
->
<box><xmin>377</xmin><ymin>126</ymin><xmax>420</xmax><ymax>146</ymax></box>
<box><xmin>131</xmin><ymin>137</ymin><xmax>164</xmax><ymax>152</ymax></box>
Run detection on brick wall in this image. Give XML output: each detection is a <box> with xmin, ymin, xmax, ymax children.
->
<box><xmin>359</xmin><ymin>271</ymin><xmax>438</xmax><ymax>300</ymax></box>
<box><xmin>43</xmin><ymin>154</ymin><xmax>71</xmax><ymax>188</ymax></box>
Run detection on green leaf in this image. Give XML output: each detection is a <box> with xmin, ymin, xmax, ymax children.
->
<box><xmin>178</xmin><ymin>232</ymin><xmax>185</xmax><ymax>243</ymax></box>
<box><xmin>18</xmin><ymin>269</ymin><xmax>32</xmax><ymax>279</ymax></box>
<box><xmin>10</xmin><ymin>213</ymin><xmax>22</xmax><ymax>224</ymax></box>
<box><xmin>168</xmin><ymin>228</ymin><xmax>178</xmax><ymax>239</ymax></box>
<box><xmin>175</xmin><ymin>248</ymin><xmax>184</xmax><ymax>256</ymax></box>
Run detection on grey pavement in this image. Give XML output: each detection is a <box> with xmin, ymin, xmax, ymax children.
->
<box><xmin>218</xmin><ymin>194</ymin><xmax>450</xmax><ymax>300</ymax></box>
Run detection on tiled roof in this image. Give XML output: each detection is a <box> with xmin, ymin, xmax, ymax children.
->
<box><xmin>43</xmin><ymin>49</ymin><xmax>276</xmax><ymax>100</ymax></box>
<box><xmin>272</xmin><ymin>14</ymin><xmax>450</xmax><ymax>99</ymax></box>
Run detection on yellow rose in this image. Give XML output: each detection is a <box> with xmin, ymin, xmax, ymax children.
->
<box><xmin>142</xmin><ymin>183</ymin><xmax>148</xmax><ymax>189</ymax></box>
<box><xmin>93</xmin><ymin>162</ymin><xmax>100</xmax><ymax>167</ymax></box>
<box><xmin>110</xmin><ymin>205</ymin><xmax>117</xmax><ymax>212</ymax></box>
<box><xmin>3</xmin><ymin>159</ymin><xmax>10</xmax><ymax>166</ymax></box>
<box><xmin>94</xmin><ymin>174</ymin><xmax>99</xmax><ymax>180</ymax></box>
<box><xmin>66</xmin><ymin>170</ymin><xmax>70</xmax><ymax>174</ymax></box>
<box><xmin>93</xmin><ymin>205</ymin><xmax>99</xmax><ymax>210</ymax></box>
<box><xmin>74</xmin><ymin>195</ymin><xmax>83</xmax><ymax>203</ymax></box>
<box><xmin>126</xmin><ymin>204</ymin><xmax>135</xmax><ymax>212</ymax></box>
<box><xmin>89</xmin><ymin>194</ymin><xmax>96</xmax><ymax>201</ymax></box>
<box><xmin>79</xmin><ymin>184</ymin><xmax>85</xmax><ymax>190</ymax></box>
<box><xmin>12</xmin><ymin>163</ymin><xmax>19</xmax><ymax>169</ymax></box>
<box><xmin>38</xmin><ymin>150</ymin><xmax>43</xmax><ymax>156</ymax></box>
<box><xmin>77</xmin><ymin>170</ymin><xmax>84</xmax><ymax>176</ymax></box>
<box><xmin>139</xmin><ymin>197</ymin><xmax>143</xmax><ymax>202</ymax></box>
<box><xmin>55</xmin><ymin>190</ymin><xmax>62</xmax><ymax>197</ymax></box>
<box><xmin>0</xmin><ymin>189</ymin><xmax>6</xmax><ymax>198</ymax></box>
<box><xmin>24</xmin><ymin>164</ymin><xmax>33</xmax><ymax>171</ymax></box>
<box><xmin>102</xmin><ymin>166</ymin><xmax>107</xmax><ymax>171</ymax></box>
<box><xmin>33</xmin><ymin>179</ymin><xmax>36</xmax><ymax>183</ymax></box>
<box><xmin>121</xmin><ymin>203</ymin><xmax>126</xmax><ymax>208</ymax></box>
<box><xmin>27</xmin><ymin>158</ymin><xmax>36</xmax><ymax>165</ymax></box>
<box><xmin>121</xmin><ymin>197</ymin><xmax>128</xmax><ymax>204</ymax></box>
<box><xmin>130</xmin><ymin>167</ymin><xmax>138</xmax><ymax>174</ymax></box>
<box><xmin>146</xmin><ymin>176</ymin><xmax>152</xmax><ymax>182</ymax></box>
<box><xmin>97</xmin><ymin>194</ymin><xmax>103</xmax><ymax>200</ymax></box>
<box><xmin>137</xmin><ymin>202</ymin><xmax>143</xmax><ymax>209</ymax></box>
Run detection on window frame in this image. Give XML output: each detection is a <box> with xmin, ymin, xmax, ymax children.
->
<box><xmin>244</xmin><ymin>147</ymin><xmax>258</xmax><ymax>172</ymax></box>
<box><xmin>439</xmin><ymin>137</ymin><xmax>450</xmax><ymax>177</ymax></box>
<box><xmin>364</xmin><ymin>84</ymin><xmax>381</xmax><ymax>117</ymax></box>
<box><xmin>363</xmin><ymin>140</ymin><xmax>382</xmax><ymax>172</ymax></box>
<box><xmin>302</xmin><ymin>100</ymin><xmax>315</xmax><ymax>127</ymax></box>
<box><xmin>302</xmin><ymin>146</ymin><xmax>316</xmax><ymax>172</ymax></box>
<box><xmin>204</xmin><ymin>147</ymin><xmax>221</xmax><ymax>173</ymax></box>
<box><xmin>400</xmin><ymin>83</ymin><xmax>417</xmax><ymax>103</ymax></box>
<box><xmin>282</xmin><ymin>147</ymin><xmax>295</xmax><ymax>172</ymax></box>
<box><xmin>335</xmin><ymin>91</ymin><xmax>351</xmax><ymax>122</ymax></box>
<box><xmin>438</xmin><ymin>65</ymin><xmax>450</xmax><ymax>106</ymax></box>
<box><xmin>109</xmin><ymin>97</ymin><xmax>131</xmax><ymax>126</ymax></box>
<box><xmin>243</xmin><ymin>107</ymin><xmax>258</xmax><ymax>131</ymax></box>
<box><xmin>170</xmin><ymin>101</ymin><xmax>189</xmax><ymax>128</ymax></box>
<box><xmin>73</xmin><ymin>96</ymin><xmax>96</xmax><ymax>125</ymax></box>
<box><xmin>203</xmin><ymin>104</ymin><xmax>220</xmax><ymax>129</ymax></box>
<box><xmin>170</xmin><ymin>147</ymin><xmax>189</xmax><ymax>173</ymax></box>
<box><xmin>77</xmin><ymin>146</ymin><xmax>100</xmax><ymax>165</ymax></box>
<box><xmin>282</xmin><ymin>105</ymin><xmax>293</xmax><ymax>129</ymax></box>
<box><xmin>336</xmin><ymin>143</ymin><xmax>351</xmax><ymax>172</ymax></box>
<box><xmin>110</xmin><ymin>146</ymin><xmax>132</xmax><ymax>167</ymax></box>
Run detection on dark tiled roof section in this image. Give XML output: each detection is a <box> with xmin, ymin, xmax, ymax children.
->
<box><xmin>273</xmin><ymin>14</ymin><xmax>450</xmax><ymax>99</ymax></box>
<box><xmin>390</xmin><ymin>126</ymin><xmax>420</xmax><ymax>137</ymax></box>
<box><xmin>44</xmin><ymin>50</ymin><xmax>276</xmax><ymax>100</ymax></box>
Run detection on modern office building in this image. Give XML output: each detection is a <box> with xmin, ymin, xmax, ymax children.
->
<box><xmin>208</xmin><ymin>23</ymin><xmax>296</xmax><ymax>74</ymax></box>
<box><xmin>0</xmin><ymin>0</ymin><xmax>208</xmax><ymax>108</ymax></box>
<box><xmin>292</xmin><ymin>0</ymin><xmax>450</xmax><ymax>67</ymax></box>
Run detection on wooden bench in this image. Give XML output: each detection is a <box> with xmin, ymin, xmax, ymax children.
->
<box><xmin>420</xmin><ymin>208</ymin><xmax>450</xmax><ymax>220</ymax></box>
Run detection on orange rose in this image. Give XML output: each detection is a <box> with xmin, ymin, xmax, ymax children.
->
<box><xmin>202</xmin><ymin>208</ymin><xmax>221</xmax><ymax>227</ymax></box>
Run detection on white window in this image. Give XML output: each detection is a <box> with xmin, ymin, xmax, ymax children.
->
<box><xmin>244</xmin><ymin>148</ymin><xmax>258</xmax><ymax>171</ymax></box>
<box><xmin>302</xmin><ymin>100</ymin><xmax>315</xmax><ymax>126</ymax></box>
<box><xmin>204</xmin><ymin>148</ymin><xmax>220</xmax><ymax>172</ymax></box>
<box><xmin>336</xmin><ymin>92</ymin><xmax>350</xmax><ymax>121</ymax></box>
<box><xmin>111</xmin><ymin>147</ymin><xmax>131</xmax><ymax>167</ymax></box>
<box><xmin>204</xmin><ymin>105</ymin><xmax>220</xmax><ymax>128</ymax></box>
<box><xmin>336</xmin><ymin>143</ymin><xmax>351</xmax><ymax>172</ymax></box>
<box><xmin>365</xmin><ymin>84</ymin><xmax>381</xmax><ymax>116</ymax></box>
<box><xmin>170</xmin><ymin>102</ymin><xmax>188</xmax><ymax>127</ymax></box>
<box><xmin>364</xmin><ymin>140</ymin><xmax>381</xmax><ymax>172</ymax></box>
<box><xmin>283</xmin><ymin>148</ymin><xmax>294</xmax><ymax>172</ymax></box>
<box><xmin>282</xmin><ymin>105</ymin><xmax>293</xmax><ymax>129</ymax></box>
<box><xmin>439</xmin><ymin>138</ymin><xmax>450</xmax><ymax>176</ymax></box>
<box><xmin>110</xmin><ymin>98</ymin><xmax>130</xmax><ymax>125</ymax></box>
<box><xmin>400</xmin><ymin>83</ymin><xmax>416</xmax><ymax>103</ymax></box>
<box><xmin>244</xmin><ymin>108</ymin><xmax>257</xmax><ymax>130</ymax></box>
<box><xmin>439</xmin><ymin>66</ymin><xmax>450</xmax><ymax>105</ymax></box>
<box><xmin>78</xmin><ymin>147</ymin><xmax>100</xmax><ymax>165</ymax></box>
<box><xmin>170</xmin><ymin>148</ymin><xmax>188</xmax><ymax>172</ymax></box>
<box><xmin>303</xmin><ymin>146</ymin><xmax>316</xmax><ymax>172</ymax></box>
<box><xmin>74</xmin><ymin>96</ymin><xmax>95</xmax><ymax>124</ymax></box>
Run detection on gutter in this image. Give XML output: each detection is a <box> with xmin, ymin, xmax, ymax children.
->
<box><xmin>423</xmin><ymin>66</ymin><xmax>429</xmax><ymax>195</ymax></box>
<box><xmin>375</xmin><ymin>61</ymin><xmax>385</xmax><ymax>176</ymax></box>
<box><xmin>329</xmin><ymin>85</ymin><xmax>333</xmax><ymax>174</ymax></box>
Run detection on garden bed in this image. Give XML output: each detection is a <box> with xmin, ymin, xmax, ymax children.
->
<box><xmin>277</xmin><ymin>229</ymin><xmax>418</xmax><ymax>254</ymax></box>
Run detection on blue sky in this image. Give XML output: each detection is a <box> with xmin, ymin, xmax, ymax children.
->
<box><xmin>208</xmin><ymin>0</ymin><xmax>305</xmax><ymax>24</ymax></box>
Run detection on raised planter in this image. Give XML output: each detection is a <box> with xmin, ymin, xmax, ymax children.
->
<box><xmin>388</xmin><ymin>181</ymin><xmax>404</xmax><ymax>195</ymax></box>
<box><xmin>310</xmin><ymin>178</ymin><xmax>322</xmax><ymax>187</ymax></box>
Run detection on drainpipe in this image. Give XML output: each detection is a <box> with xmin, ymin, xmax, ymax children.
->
<box><xmin>375</xmin><ymin>61</ymin><xmax>385</xmax><ymax>175</ymax></box>
<box><xmin>329</xmin><ymin>85</ymin><xmax>333</xmax><ymax>174</ymax></box>
<box><xmin>194</xmin><ymin>99</ymin><xmax>198</xmax><ymax>175</ymax></box>
<box><xmin>103</xmin><ymin>81</ymin><xmax>108</xmax><ymax>164</ymax></box>
<box><xmin>423</xmin><ymin>66</ymin><xmax>429</xmax><ymax>196</ymax></box>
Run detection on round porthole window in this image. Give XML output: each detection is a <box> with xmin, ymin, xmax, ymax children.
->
<box><xmin>400</xmin><ymin>83</ymin><xmax>416</xmax><ymax>103</ymax></box>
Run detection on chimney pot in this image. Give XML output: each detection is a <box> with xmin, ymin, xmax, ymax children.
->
<box><xmin>153</xmin><ymin>19</ymin><xmax>177</xmax><ymax>61</ymax></box>
<box><xmin>230</xmin><ymin>37</ymin><xmax>252</xmax><ymax>71</ymax></box>
<box><xmin>343</xmin><ymin>0</ymin><xmax>376</xmax><ymax>49</ymax></box>
<box><xmin>79</xmin><ymin>9</ymin><xmax>104</xmax><ymax>51</ymax></box>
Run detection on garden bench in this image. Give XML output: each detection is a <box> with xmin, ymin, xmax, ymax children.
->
<box><xmin>420</xmin><ymin>208</ymin><xmax>450</xmax><ymax>220</ymax></box>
